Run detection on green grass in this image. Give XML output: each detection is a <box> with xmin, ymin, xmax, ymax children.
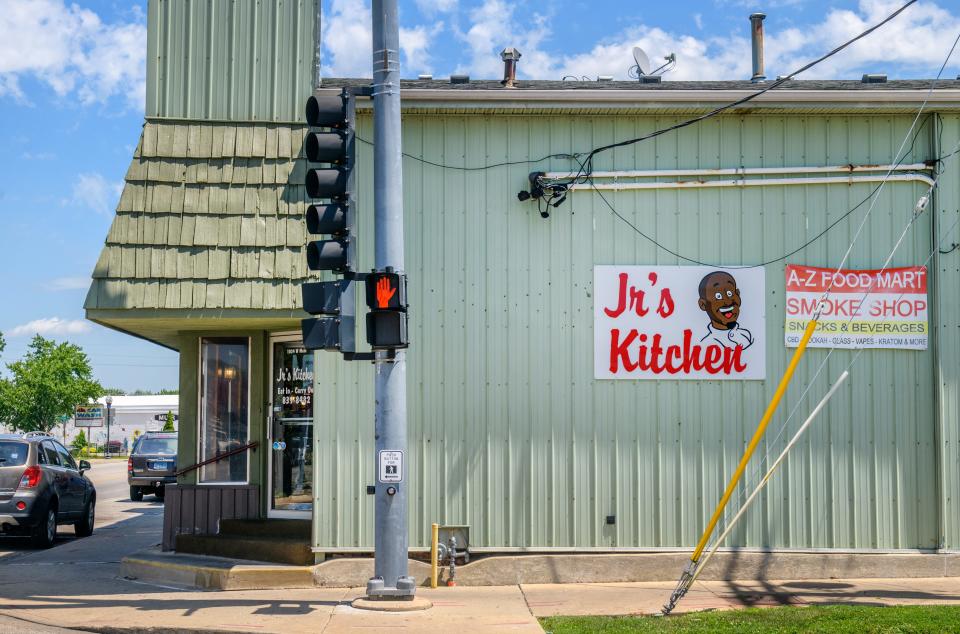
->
<box><xmin>540</xmin><ymin>605</ymin><xmax>960</xmax><ymax>633</ymax></box>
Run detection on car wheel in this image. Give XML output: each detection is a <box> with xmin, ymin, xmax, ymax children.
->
<box><xmin>130</xmin><ymin>485</ymin><xmax>143</xmax><ymax>502</ymax></box>
<box><xmin>75</xmin><ymin>498</ymin><xmax>95</xmax><ymax>537</ymax></box>
<box><xmin>32</xmin><ymin>504</ymin><xmax>57</xmax><ymax>549</ymax></box>
<box><xmin>155</xmin><ymin>487</ymin><xmax>165</xmax><ymax>501</ymax></box>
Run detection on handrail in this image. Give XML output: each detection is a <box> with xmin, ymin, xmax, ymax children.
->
<box><xmin>175</xmin><ymin>441</ymin><xmax>259</xmax><ymax>478</ymax></box>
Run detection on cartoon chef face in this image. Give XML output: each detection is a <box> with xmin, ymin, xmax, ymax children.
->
<box><xmin>698</xmin><ymin>271</ymin><xmax>741</xmax><ymax>330</ymax></box>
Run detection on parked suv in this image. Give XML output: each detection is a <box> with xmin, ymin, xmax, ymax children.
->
<box><xmin>0</xmin><ymin>432</ymin><xmax>96</xmax><ymax>548</ymax></box>
<box><xmin>128</xmin><ymin>432</ymin><xmax>177</xmax><ymax>501</ymax></box>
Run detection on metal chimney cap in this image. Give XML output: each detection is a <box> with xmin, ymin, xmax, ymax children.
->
<box><xmin>501</xmin><ymin>47</ymin><xmax>522</xmax><ymax>61</ymax></box>
<box><xmin>750</xmin><ymin>12</ymin><xmax>766</xmax><ymax>19</ymax></box>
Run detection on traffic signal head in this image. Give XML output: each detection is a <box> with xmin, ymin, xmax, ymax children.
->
<box><xmin>366</xmin><ymin>311</ymin><xmax>409</xmax><ymax>349</ymax></box>
<box><xmin>306</xmin><ymin>95</ymin><xmax>348</xmax><ymax>128</ymax></box>
<box><xmin>306</xmin><ymin>239</ymin><xmax>349</xmax><ymax>273</ymax></box>
<box><xmin>302</xmin><ymin>89</ymin><xmax>356</xmax><ymax>353</ymax></box>
<box><xmin>306</xmin><ymin>166</ymin><xmax>348</xmax><ymax>199</ymax></box>
<box><xmin>306</xmin><ymin>203</ymin><xmax>348</xmax><ymax>236</ymax></box>
<box><xmin>305</xmin><ymin>130</ymin><xmax>348</xmax><ymax>163</ymax></box>
<box><xmin>365</xmin><ymin>272</ymin><xmax>407</xmax><ymax>311</ymax></box>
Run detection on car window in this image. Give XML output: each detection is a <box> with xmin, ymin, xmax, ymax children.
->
<box><xmin>54</xmin><ymin>442</ymin><xmax>77</xmax><ymax>470</ymax></box>
<box><xmin>0</xmin><ymin>441</ymin><xmax>29</xmax><ymax>467</ymax></box>
<box><xmin>135</xmin><ymin>437</ymin><xmax>178</xmax><ymax>456</ymax></box>
<box><xmin>42</xmin><ymin>441</ymin><xmax>61</xmax><ymax>466</ymax></box>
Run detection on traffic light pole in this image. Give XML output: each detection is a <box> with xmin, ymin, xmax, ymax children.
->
<box><xmin>366</xmin><ymin>0</ymin><xmax>414</xmax><ymax>599</ymax></box>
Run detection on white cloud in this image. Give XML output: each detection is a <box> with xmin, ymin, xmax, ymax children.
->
<box><xmin>48</xmin><ymin>277</ymin><xmax>91</xmax><ymax>291</ymax></box>
<box><xmin>8</xmin><ymin>318</ymin><xmax>92</xmax><ymax>338</ymax></box>
<box><xmin>0</xmin><ymin>0</ymin><xmax>146</xmax><ymax>108</ymax></box>
<box><xmin>454</xmin><ymin>0</ymin><xmax>960</xmax><ymax>81</ymax></box>
<box><xmin>69</xmin><ymin>173</ymin><xmax>123</xmax><ymax>215</ymax></box>
<box><xmin>322</xmin><ymin>0</ymin><xmax>443</xmax><ymax>77</ymax></box>
<box><xmin>415</xmin><ymin>0</ymin><xmax>458</xmax><ymax>14</ymax></box>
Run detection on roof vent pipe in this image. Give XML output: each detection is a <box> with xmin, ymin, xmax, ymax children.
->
<box><xmin>501</xmin><ymin>47</ymin><xmax>521</xmax><ymax>88</ymax></box>
<box><xmin>750</xmin><ymin>13</ymin><xmax>766</xmax><ymax>83</ymax></box>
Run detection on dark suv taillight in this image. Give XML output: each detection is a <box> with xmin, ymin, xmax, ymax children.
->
<box><xmin>127</xmin><ymin>457</ymin><xmax>134</xmax><ymax>474</ymax></box>
<box><xmin>18</xmin><ymin>465</ymin><xmax>41</xmax><ymax>489</ymax></box>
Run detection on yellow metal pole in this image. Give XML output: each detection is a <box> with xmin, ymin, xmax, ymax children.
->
<box><xmin>690</xmin><ymin>318</ymin><xmax>818</xmax><ymax>562</ymax></box>
<box><xmin>430</xmin><ymin>523</ymin><xmax>439</xmax><ymax>589</ymax></box>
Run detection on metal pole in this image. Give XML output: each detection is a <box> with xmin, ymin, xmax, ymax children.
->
<box><xmin>105</xmin><ymin>400</ymin><xmax>112</xmax><ymax>458</ymax></box>
<box><xmin>366</xmin><ymin>0</ymin><xmax>414</xmax><ymax>599</ymax></box>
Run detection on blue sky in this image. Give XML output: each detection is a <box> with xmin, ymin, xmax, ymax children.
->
<box><xmin>1</xmin><ymin>0</ymin><xmax>958</xmax><ymax>392</ymax></box>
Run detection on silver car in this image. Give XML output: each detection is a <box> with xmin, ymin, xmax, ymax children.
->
<box><xmin>0</xmin><ymin>432</ymin><xmax>95</xmax><ymax>548</ymax></box>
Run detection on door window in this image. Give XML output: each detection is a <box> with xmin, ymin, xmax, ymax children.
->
<box><xmin>199</xmin><ymin>338</ymin><xmax>250</xmax><ymax>483</ymax></box>
<box><xmin>270</xmin><ymin>341</ymin><xmax>314</xmax><ymax>513</ymax></box>
<box><xmin>41</xmin><ymin>442</ymin><xmax>60</xmax><ymax>466</ymax></box>
<box><xmin>55</xmin><ymin>442</ymin><xmax>77</xmax><ymax>470</ymax></box>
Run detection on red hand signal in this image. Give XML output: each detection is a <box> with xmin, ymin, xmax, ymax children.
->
<box><xmin>376</xmin><ymin>277</ymin><xmax>397</xmax><ymax>308</ymax></box>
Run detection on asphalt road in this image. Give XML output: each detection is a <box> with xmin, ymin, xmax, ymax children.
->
<box><xmin>0</xmin><ymin>460</ymin><xmax>165</xmax><ymax>632</ymax></box>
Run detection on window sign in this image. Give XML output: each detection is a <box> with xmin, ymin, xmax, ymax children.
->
<box><xmin>595</xmin><ymin>266</ymin><xmax>766</xmax><ymax>380</ymax></box>
<box><xmin>274</xmin><ymin>345</ymin><xmax>313</xmax><ymax>420</ymax></box>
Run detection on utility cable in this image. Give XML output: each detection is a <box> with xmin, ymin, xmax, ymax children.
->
<box><xmin>354</xmin><ymin>0</ymin><xmax>917</xmax><ymax>176</ymax></box>
<box><xmin>662</xmin><ymin>28</ymin><xmax>960</xmax><ymax>611</ymax></box>
<box><xmin>539</xmin><ymin>0</ymin><xmax>919</xmax><ymax>189</ymax></box>
<box><xmin>699</xmin><ymin>212</ymin><xmax>959</xmax><ymax>588</ymax></box>
<box><xmin>664</xmin><ymin>146</ymin><xmax>960</xmax><ymax>615</ymax></box>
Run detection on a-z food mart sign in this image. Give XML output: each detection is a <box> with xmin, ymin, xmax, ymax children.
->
<box><xmin>785</xmin><ymin>264</ymin><xmax>928</xmax><ymax>350</ymax></box>
<box><xmin>595</xmin><ymin>266</ymin><xmax>766</xmax><ymax>380</ymax></box>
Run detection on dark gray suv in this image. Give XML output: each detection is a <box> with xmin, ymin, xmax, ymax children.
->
<box><xmin>128</xmin><ymin>432</ymin><xmax>177</xmax><ymax>501</ymax></box>
<box><xmin>0</xmin><ymin>432</ymin><xmax>96</xmax><ymax>548</ymax></box>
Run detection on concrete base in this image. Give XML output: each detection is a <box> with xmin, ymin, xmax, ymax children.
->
<box><xmin>123</xmin><ymin>547</ymin><xmax>960</xmax><ymax>591</ymax></box>
<box><xmin>351</xmin><ymin>596</ymin><xmax>433</xmax><ymax>611</ymax></box>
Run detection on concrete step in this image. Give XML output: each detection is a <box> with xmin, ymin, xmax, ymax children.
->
<box><xmin>219</xmin><ymin>518</ymin><xmax>311</xmax><ymax>539</ymax></box>
<box><xmin>121</xmin><ymin>548</ymin><xmax>315</xmax><ymax>590</ymax></box>
<box><xmin>176</xmin><ymin>533</ymin><xmax>314</xmax><ymax>566</ymax></box>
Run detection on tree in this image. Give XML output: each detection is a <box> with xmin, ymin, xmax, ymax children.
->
<box><xmin>0</xmin><ymin>335</ymin><xmax>103</xmax><ymax>433</ymax></box>
<box><xmin>102</xmin><ymin>387</ymin><xmax>127</xmax><ymax>396</ymax></box>
<box><xmin>162</xmin><ymin>410</ymin><xmax>176</xmax><ymax>432</ymax></box>
<box><xmin>0</xmin><ymin>331</ymin><xmax>5</xmax><ymax>354</ymax></box>
<box><xmin>71</xmin><ymin>429</ymin><xmax>88</xmax><ymax>454</ymax></box>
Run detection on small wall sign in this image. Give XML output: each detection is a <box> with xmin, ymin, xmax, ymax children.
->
<box><xmin>378</xmin><ymin>450</ymin><xmax>403</xmax><ymax>483</ymax></box>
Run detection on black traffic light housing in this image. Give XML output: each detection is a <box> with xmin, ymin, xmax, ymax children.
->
<box><xmin>365</xmin><ymin>270</ymin><xmax>409</xmax><ymax>349</ymax></box>
<box><xmin>301</xmin><ymin>89</ymin><xmax>359</xmax><ymax>353</ymax></box>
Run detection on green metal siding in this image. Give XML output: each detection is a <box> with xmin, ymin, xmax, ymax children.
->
<box><xmin>935</xmin><ymin>115</ymin><xmax>960</xmax><ymax>550</ymax></box>
<box><xmin>146</xmin><ymin>0</ymin><xmax>316</xmax><ymax>122</ymax></box>
<box><xmin>313</xmin><ymin>112</ymin><xmax>959</xmax><ymax>552</ymax></box>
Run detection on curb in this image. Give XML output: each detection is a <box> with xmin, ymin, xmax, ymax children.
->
<box><xmin>121</xmin><ymin>554</ymin><xmax>315</xmax><ymax>590</ymax></box>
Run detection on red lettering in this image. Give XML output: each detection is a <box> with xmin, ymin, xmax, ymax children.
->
<box><xmin>607</xmin><ymin>329</ymin><xmax>750</xmax><ymax>376</ymax></box>
<box><xmin>609</xmin><ymin>328</ymin><xmax>638</xmax><ymax>373</ymax></box>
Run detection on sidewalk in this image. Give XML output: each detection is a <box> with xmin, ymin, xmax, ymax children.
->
<box><xmin>3</xmin><ymin>577</ymin><xmax>960</xmax><ymax>633</ymax></box>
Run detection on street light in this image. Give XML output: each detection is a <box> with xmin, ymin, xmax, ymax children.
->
<box><xmin>105</xmin><ymin>395</ymin><xmax>113</xmax><ymax>459</ymax></box>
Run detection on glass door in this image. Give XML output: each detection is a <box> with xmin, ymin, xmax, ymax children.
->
<box><xmin>268</xmin><ymin>337</ymin><xmax>314</xmax><ymax>517</ymax></box>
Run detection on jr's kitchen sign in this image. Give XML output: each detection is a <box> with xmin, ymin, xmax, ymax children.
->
<box><xmin>595</xmin><ymin>266</ymin><xmax>766</xmax><ymax>380</ymax></box>
<box><xmin>784</xmin><ymin>264</ymin><xmax>927</xmax><ymax>350</ymax></box>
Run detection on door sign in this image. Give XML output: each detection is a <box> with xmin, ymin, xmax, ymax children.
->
<box><xmin>378</xmin><ymin>450</ymin><xmax>403</xmax><ymax>483</ymax></box>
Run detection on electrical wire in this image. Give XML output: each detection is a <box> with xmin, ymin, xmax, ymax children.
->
<box><xmin>355</xmin><ymin>0</ymin><xmax>917</xmax><ymax>177</ymax></box>
<box><xmin>541</xmin><ymin>0</ymin><xmax>919</xmax><ymax>189</ymax></box>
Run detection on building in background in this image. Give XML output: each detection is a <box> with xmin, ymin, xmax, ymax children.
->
<box><xmin>64</xmin><ymin>395</ymin><xmax>180</xmax><ymax>451</ymax></box>
<box><xmin>83</xmin><ymin>0</ymin><xmax>960</xmax><ymax>577</ymax></box>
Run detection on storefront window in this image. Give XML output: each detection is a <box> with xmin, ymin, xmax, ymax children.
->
<box><xmin>199</xmin><ymin>337</ymin><xmax>249</xmax><ymax>483</ymax></box>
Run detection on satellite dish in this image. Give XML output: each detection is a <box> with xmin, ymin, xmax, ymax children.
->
<box><xmin>633</xmin><ymin>47</ymin><xmax>650</xmax><ymax>75</ymax></box>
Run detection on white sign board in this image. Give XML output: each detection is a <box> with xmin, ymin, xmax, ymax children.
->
<box><xmin>378</xmin><ymin>450</ymin><xmax>403</xmax><ymax>483</ymax></box>
<box><xmin>595</xmin><ymin>266</ymin><xmax>766</xmax><ymax>380</ymax></box>
<box><xmin>784</xmin><ymin>264</ymin><xmax>928</xmax><ymax>350</ymax></box>
<box><xmin>74</xmin><ymin>405</ymin><xmax>104</xmax><ymax>427</ymax></box>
